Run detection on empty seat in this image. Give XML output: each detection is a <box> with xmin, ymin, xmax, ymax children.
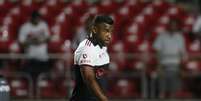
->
<box><xmin>97</xmin><ymin>0</ymin><xmax>120</xmax><ymax>14</ymax></box>
<box><xmin>9</xmin><ymin>79</ymin><xmax>29</xmax><ymax>98</ymax></box>
<box><xmin>108</xmin><ymin>78</ymin><xmax>140</xmax><ymax>98</ymax></box>
<box><xmin>6</xmin><ymin>73</ymin><xmax>32</xmax><ymax>98</ymax></box>
<box><xmin>37</xmin><ymin>73</ymin><xmax>68</xmax><ymax>98</ymax></box>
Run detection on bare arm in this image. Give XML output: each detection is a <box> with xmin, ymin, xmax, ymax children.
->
<box><xmin>80</xmin><ymin>65</ymin><xmax>108</xmax><ymax>101</ymax></box>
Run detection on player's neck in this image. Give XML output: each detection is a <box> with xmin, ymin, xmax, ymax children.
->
<box><xmin>88</xmin><ymin>37</ymin><xmax>105</xmax><ymax>48</ymax></box>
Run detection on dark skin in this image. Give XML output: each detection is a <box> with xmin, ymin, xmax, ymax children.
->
<box><xmin>168</xmin><ymin>21</ymin><xmax>179</xmax><ymax>34</ymax></box>
<box><xmin>93</xmin><ymin>23</ymin><xmax>113</xmax><ymax>46</ymax></box>
<box><xmin>31</xmin><ymin>17</ymin><xmax>40</xmax><ymax>26</ymax></box>
<box><xmin>81</xmin><ymin>22</ymin><xmax>113</xmax><ymax>101</ymax></box>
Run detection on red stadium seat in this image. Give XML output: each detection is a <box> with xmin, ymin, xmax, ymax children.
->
<box><xmin>53</xmin><ymin>12</ymin><xmax>74</xmax><ymax>40</ymax></box>
<box><xmin>37</xmin><ymin>79</ymin><xmax>55</xmax><ymax>98</ymax></box>
<box><xmin>48</xmin><ymin>24</ymin><xmax>64</xmax><ymax>53</ymax></box>
<box><xmin>137</xmin><ymin>41</ymin><xmax>150</xmax><ymax>52</ymax></box>
<box><xmin>124</xmin><ymin>0</ymin><xmax>148</xmax><ymax>16</ymax></box>
<box><xmin>63</xmin><ymin>1</ymin><xmax>90</xmax><ymax>27</ymax></box>
<box><xmin>184</xmin><ymin>61</ymin><xmax>200</xmax><ymax>73</ymax></box>
<box><xmin>48</xmin><ymin>41</ymin><xmax>63</xmax><ymax>53</ymax></box>
<box><xmin>182</xmin><ymin>15</ymin><xmax>196</xmax><ymax>32</ymax></box>
<box><xmin>152</xmin><ymin>0</ymin><xmax>170</xmax><ymax>14</ymax></box>
<box><xmin>112</xmin><ymin>6</ymin><xmax>135</xmax><ymax>36</ymax></box>
<box><xmin>39</xmin><ymin>4</ymin><xmax>62</xmax><ymax>26</ymax></box>
<box><xmin>6</xmin><ymin>73</ymin><xmax>32</xmax><ymax>98</ymax></box>
<box><xmin>0</xmin><ymin>35</ymin><xmax>13</xmax><ymax>53</ymax></box>
<box><xmin>9</xmin><ymin>79</ymin><xmax>30</xmax><ymax>98</ymax></box>
<box><xmin>37</xmin><ymin>73</ymin><xmax>68</xmax><ymax>98</ymax></box>
<box><xmin>0</xmin><ymin>0</ymin><xmax>16</xmax><ymax>17</ymax></box>
<box><xmin>20</xmin><ymin>0</ymin><xmax>37</xmax><ymax>18</ymax></box>
<box><xmin>175</xmin><ymin>90</ymin><xmax>192</xmax><ymax>98</ymax></box>
<box><xmin>165</xmin><ymin>5</ymin><xmax>187</xmax><ymax>21</ymax></box>
<box><xmin>132</xmin><ymin>60</ymin><xmax>145</xmax><ymax>71</ymax></box>
<box><xmin>187</xmin><ymin>39</ymin><xmax>201</xmax><ymax>54</ymax></box>
<box><xmin>109</xmin><ymin>41</ymin><xmax>127</xmax><ymax>71</ymax></box>
<box><xmin>70</xmin><ymin>0</ymin><xmax>90</xmax><ymax>14</ymax></box>
<box><xmin>108</xmin><ymin>78</ymin><xmax>140</xmax><ymax>98</ymax></box>
<box><xmin>97</xmin><ymin>0</ymin><xmax>120</xmax><ymax>14</ymax></box>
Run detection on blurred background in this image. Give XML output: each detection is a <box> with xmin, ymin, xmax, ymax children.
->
<box><xmin>1</xmin><ymin>0</ymin><xmax>201</xmax><ymax>101</ymax></box>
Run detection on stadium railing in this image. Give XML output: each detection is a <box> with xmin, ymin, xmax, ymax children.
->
<box><xmin>0</xmin><ymin>53</ymin><xmax>199</xmax><ymax>100</ymax></box>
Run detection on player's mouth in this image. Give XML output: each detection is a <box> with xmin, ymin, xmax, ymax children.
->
<box><xmin>104</xmin><ymin>39</ymin><xmax>111</xmax><ymax>44</ymax></box>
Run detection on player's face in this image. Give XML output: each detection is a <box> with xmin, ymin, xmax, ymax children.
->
<box><xmin>169</xmin><ymin>21</ymin><xmax>179</xmax><ymax>32</ymax></box>
<box><xmin>95</xmin><ymin>23</ymin><xmax>113</xmax><ymax>46</ymax></box>
<box><xmin>31</xmin><ymin>17</ymin><xmax>40</xmax><ymax>25</ymax></box>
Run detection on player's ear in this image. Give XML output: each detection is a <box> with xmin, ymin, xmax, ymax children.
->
<box><xmin>91</xmin><ymin>25</ymin><xmax>97</xmax><ymax>34</ymax></box>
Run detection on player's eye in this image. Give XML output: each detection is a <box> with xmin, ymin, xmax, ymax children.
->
<box><xmin>103</xmin><ymin>28</ymin><xmax>111</xmax><ymax>33</ymax></box>
<box><xmin>102</xmin><ymin>29</ymin><xmax>108</xmax><ymax>33</ymax></box>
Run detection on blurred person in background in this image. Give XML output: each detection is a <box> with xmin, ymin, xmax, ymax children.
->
<box><xmin>70</xmin><ymin>15</ymin><xmax>114</xmax><ymax>101</ymax></box>
<box><xmin>18</xmin><ymin>11</ymin><xmax>51</xmax><ymax>86</ymax></box>
<box><xmin>193</xmin><ymin>13</ymin><xmax>201</xmax><ymax>39</ymax></box>
<box><xmin>190</xmin><ymin>11</ymin><xmax>201</xmax><ymax>98</ymax></box>
<box><xmin>153</xmin><ymin>19</ymin><xmax>187</xmax><ymax>98</ymax></box>
<box><xmin>0</xmin><ymin>75</ymin><xmax>10</xmax><ymax>101</ymax></box>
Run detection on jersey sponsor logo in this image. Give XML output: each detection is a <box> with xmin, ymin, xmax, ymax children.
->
<box><xmin>80</xmin><ymin>59</ymin><xmax>91</xmax><ymax>64</ymax></box>
<box><xmin>95</xmin><ymin>68</ymin><xmax>106</xmax><ymax>79</ymax></box>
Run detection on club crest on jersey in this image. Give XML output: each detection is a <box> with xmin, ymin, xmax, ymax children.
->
<box><xmin>83</xmin><ymin>54</ymin><xmax>87</xmax><ymax>59</ymax></box>
<box><xmin>95</xmin><ymin>68</ymin><xmax>106</xmax><ymax>79</ymax></box>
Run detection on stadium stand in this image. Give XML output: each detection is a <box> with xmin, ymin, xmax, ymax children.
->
<box><xmin>0</xmin><ymin>0</ymin><xmax>199</xmax><ymax>99</ymax></box>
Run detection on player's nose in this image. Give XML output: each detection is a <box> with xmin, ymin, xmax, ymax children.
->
<box><xmin>106</xmin><ymin>32</ymin><xmax>112</xmax><ymax>40</ymax></box>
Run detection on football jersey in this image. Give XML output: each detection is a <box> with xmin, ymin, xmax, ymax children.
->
<box><xmin>74</xmin><ymin>39</ymin><xmax>110</xmax><ymax>66</ymax></box>
<box><xmin>70</xmin><ymin>39</ymin><xmax>110</xmax><ymax>101</ymax></box>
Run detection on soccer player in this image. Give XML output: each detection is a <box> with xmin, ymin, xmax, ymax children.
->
<box><xmin>70</xmin><ymin>15</ymin><xmax>114</xmax><ymax>101</ymax></box>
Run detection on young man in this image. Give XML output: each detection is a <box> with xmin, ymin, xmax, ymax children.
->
<box><xmin>18</xmin><ymin>11</ymin><xmax>51</xmax><ymax>96</ymax></box>
<box><xmin>153</xmin><ymin>19</ymin><xmax>187</xmax><ymax>98</ymax></box>
<box><xmin>70</xmin><ymin>15</ymin><xmax>114</xmax><ymax>101</ymax></box>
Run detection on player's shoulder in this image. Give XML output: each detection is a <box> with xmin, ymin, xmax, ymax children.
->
<box><xmin>20</xmin><ymin>22</ymin><xmax>31</xmax><ymax>29</ymax></box>
<box><xmin>175</xmin><ymin>32</ymin><xmax>183</xmax><ymax>36</ymax></box>
<box><xmin>159</xmin><ymin>31</ymin><xmax>168</xmax><ymax>36</ymax></box>
<box><xmin>75</xmin><ymin>39</ymin><xmax>96</xmax><ymax>53</ymax></box>
<box><xmin>38</xmin><ymin>21</ymin><xmax>48</xmax><ymax>27</ymax></box>
<box><xmin>175</xmin><ymin>32</ymin><xmax>184</xmax><ymax>39</ymax></box>
<box><xmin>157</xmin><ymin>31</ymin><xmax>168</xmax><ymax>39</ymax></box>
<box><xmin>78</xmin><ymin>39</ymin><xmax>95</xmax><ymax>49</ymax></box>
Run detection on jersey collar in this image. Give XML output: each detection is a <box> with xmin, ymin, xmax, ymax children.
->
<box><xmin>88</xmin><ymin>37</ymin><xmax>105</xmax><ymax>49</ymax></box>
